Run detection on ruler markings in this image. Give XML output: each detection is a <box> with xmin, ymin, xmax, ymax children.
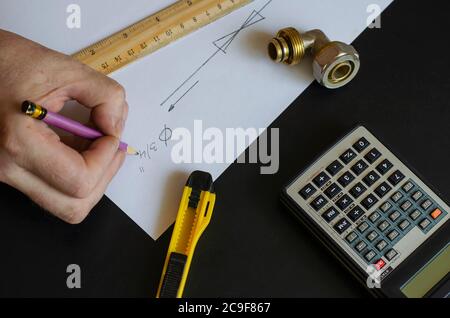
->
<box><xmin>72</xmin><ymin>0</ymin><xmax>252</xmax><ymax>74</ymax></box>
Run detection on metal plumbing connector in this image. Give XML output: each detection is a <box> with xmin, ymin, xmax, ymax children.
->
<box><xmin>268</xmin><ymin>28</ymin><xmax>360</xmax><ymax>89</ymax></box>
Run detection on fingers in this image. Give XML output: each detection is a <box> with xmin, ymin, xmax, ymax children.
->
<box><xmin>3</xmin><ymin>151</ymin><xmax>125</xmax><ymax>224</ymax></box>
<box><xmin>3</xmin><ymin>114</ymin><xmax>121</xmax><ymax>198</ymax></box>
<box><xmin>57</xmin><ymin>71</ymin><xmax>127</xmax><ymax>138</ymax></box>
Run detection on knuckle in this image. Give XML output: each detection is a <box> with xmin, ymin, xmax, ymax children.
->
<box><xmin>64</xmin><ymin>202</ymin><xmax>90</xmax><ymax>225</ymax></box>
<box><xmin>64</xmin><ymin>164</ymin><xmax>95</xmax><ymax>199</ymax></box>
<box><xmin>110</xmin><ymin>82</ymin><xmax>126</xmax><ymax>101</ymax></box>
<box><xmin>70</xmin><ymin>174</ymin><xmax>96</xmax><ymax>199</ymax></box>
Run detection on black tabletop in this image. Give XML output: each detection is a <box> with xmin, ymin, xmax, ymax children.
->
<box><xmin>1</xmin><ymin>1</ymin><xmax>449</xmax><ymax>297</ymax></box>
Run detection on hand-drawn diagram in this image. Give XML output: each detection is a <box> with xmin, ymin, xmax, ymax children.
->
<box><xmin>137</xmin><ymin>1</ymin><xmax>273</xmax><ymax>174</ymax></box>
<box><xmin>160</xmin><ymin>0</ymin><xmax>272</xmax><ymax>112</ymax></box>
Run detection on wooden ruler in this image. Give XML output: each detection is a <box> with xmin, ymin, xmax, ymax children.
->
<box><xmin>72</xmin><ymin>0</ymin><xmax>252</xmax><ymax>75</ymax></box>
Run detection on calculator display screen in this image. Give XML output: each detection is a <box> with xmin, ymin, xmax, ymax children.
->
<box><xmin>400</xmin><ymin>244</ymin><xmax>449</xmax><ymax>298</ymax></box>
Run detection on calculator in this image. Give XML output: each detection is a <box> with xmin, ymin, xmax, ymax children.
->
<box><xmin>281</xmin><ymin>126</ymin><xmax>449</xmax><ymax>298</ymax></box>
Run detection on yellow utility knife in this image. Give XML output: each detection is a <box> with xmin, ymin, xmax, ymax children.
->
<box><xmin>157</xmin><ymin>171</ymin><xmax>216</xmax><ymax>298</ymax></box>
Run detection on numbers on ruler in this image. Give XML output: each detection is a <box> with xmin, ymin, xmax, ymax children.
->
<box><xmin>85</xmin><ymin>0</ymin><xmax>245</xmax><ymax>73</ymax></box>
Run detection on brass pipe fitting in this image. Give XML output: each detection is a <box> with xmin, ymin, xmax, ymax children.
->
<box><xmin>268</xmin><ymin>28</ymin><xmax>360</xmax><ymax>89</ymax></box>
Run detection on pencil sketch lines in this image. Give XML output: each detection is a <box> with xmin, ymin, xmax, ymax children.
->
<box><xmin>160</xmin><ymin>0</ymin><xmax>272</xmax><ymax>112</ymax></box>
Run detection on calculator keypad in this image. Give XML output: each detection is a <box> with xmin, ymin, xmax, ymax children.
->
<box><xmin>285</xmin><ymin>126</ymin><xmax>449</xmax><ymax>280</ymax></box>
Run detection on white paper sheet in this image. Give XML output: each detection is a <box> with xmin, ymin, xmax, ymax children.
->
<box><xmin>0</xmin><ymin>0</ymin><xmax>393</xmax><ymax>239</ymax></box>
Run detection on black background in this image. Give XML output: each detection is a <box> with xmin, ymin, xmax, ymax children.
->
<box><xmin>1</xmin><ymin>0</ymin><xmax>449</xmax><ymax>297</ymax></box>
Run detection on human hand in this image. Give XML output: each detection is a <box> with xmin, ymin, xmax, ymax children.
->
<box><xmin>0</xmin><ymin>29</ymin><xmax>128</xmax><ymax>224</ymax></box>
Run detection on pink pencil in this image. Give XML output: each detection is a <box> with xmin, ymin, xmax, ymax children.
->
<box><xmin>22</xmin><ymin>101</ymin><xmax>138</xmax><ymax>155</ymax></box>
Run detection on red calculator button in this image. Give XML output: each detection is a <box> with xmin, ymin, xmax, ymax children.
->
<box><xmin>374</xmin><ymin>259</ymin><xmax>386</xmax><ymax>270</ymax></box>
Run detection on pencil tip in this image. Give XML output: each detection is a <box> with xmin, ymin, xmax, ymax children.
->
<box><xmin>127</xmin><ymin>146</ymin><xmax>139</xmax><ymax>156</ymax></box>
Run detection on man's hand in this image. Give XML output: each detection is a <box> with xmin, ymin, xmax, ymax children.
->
<box><xmin>0</xmin><ymin>30</ymin><xmax>128</xmax><ymax>224</ymax></box>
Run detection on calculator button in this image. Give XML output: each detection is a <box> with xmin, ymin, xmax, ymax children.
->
<box><xmin>366</xmin><ymin>231</ymin><xmax>379</xmax><ymax>242</ymax></box>
<box><xmin>387</xmin><ymin>230</ymin><xmax>400</xmax><ymax>241</ymax></box>
<box><xmin>369</xmin><ymin>211</ymin><xmax>381</xmax><ymax>223</ymax></box>
<box><xmin>402</xmin><ymin>181</ymin><xmax>415</xmax><ymax>193</ymax></box>
<box><xmin>313</xmin><ymin>172</ymin><xmax>330</xmax><ymax>188</ymax></box>
<box><xmin>346</xmin><ymin>231</ymin><xmax>358</xmax><ymax>244</ymax></box>
<box><xmin>324</xmin><ymin>183</ymin><xmax>341</xmax><ymax>199</ymax></box>
<box><xmin>311</xmin><ymin>195</ymin><xmax>328</xmax><ymax>211</ymax></box>
<box><xmin>376</xmin><ymin>159</ymin><xmax>393</xmax><ymax>175</ymax></box>
<box><xmin>411</xmin><ymin>191</ymin><xmax>423</xmax><ymax>202</ymax></box>
<box><xmin>326</xmin><ymin>160</ymin><xmax>343</xmax><ymax>176</ymax></box>
<box><xmin>364</xmin><ymin>148</ymin><xmax>382</xmax><ymax>164</ymax></box>
<box><xmin>322</xmin><ymin>207</ymin><xmax>339</xmax><ymax>223</ymax></box>
<box><xmin>337</xmin><ymin>171</ymin><xmax>355</xmax><ymax>187</ymax></box>
<box><xmin>391</xmin><ymin>191</ymin><xmax>403</xmax><ymax>203</ymax></box>
<box><xmin>398</xmin><ymin>219</ymin><xmax>411</xmax><ymax>231</ymax></box>
<box><xmin>401</xmin><ymin>200</ymin><xmax>413</xmax><ymax>212</ymax></box>
<box><xmin>334</xmin><ymin>218</ymin><xmax>351</xmax><ymax>234</ymax></box>
<box><xmin>365</xmin><ymin>250</ymin><xmax>377</xmax><ymax>262</ymax></box>
<box><xmin>353</xmin><ymin>137</ymin><xmax>370</xmax><ymax>153</ymax></box>
<box><xmin>430</xmin><ymin>208</ymin><xmax>443</xmax><ymax>220</ymax></box>
<box><xmin>409</xmin><ymin>209</ymin><xmax>421</xmax><ymax>221</ymax></box>
<box><xmin>380</xmin><ymin>201</ymin><xmax>392</xmax><ymax>213</ymax></box>
<box><xmin>363</xmin><ymin>171</ymin><xmax>380</xmax><ymax>187</ymax></box>
<box><xmin>419</xmin><ymin>218</ymin><xmax>431</xmax><ymax>230</ymax></box>
<box><xmin>375</xmin><ymin>182</ymin><xmax>392</xmax><ymax>198</ymax></box>
<box><xmin>347</xmin><ymin>206</ymin><xmax>364</xmax><ymax>222</ymax></box>
<box><xmin>358</xmin><ymin>222</ymin><xmax>369</xmax><ymax>233</ymax></box>
<box><xmin>299</xmin><ymin>184</ymin><xmax>317</xmax><ymax>200</ymax></box>
<box><xmin>351</xmin><ymin>160</ymin><xmax>369</xmax><ymax>176</ymax></box>
<box><xmin>336</xmin><ymin>194</ymin><xmax>353</xmax><ymax>211</ymax></box>
<box><xmin>385</xmin><ymin>249</ymin><xmax>398</xmax><ymax>261</ymax></box>
<box><xmin>389</xmin><ymin>210</ymin><xmax>401</xmax><ymax>222</ymax></box>
<box><xmin>340</xmin><ymin>149</ymin><xmax>357</xmax><ymax>164</ymax></box>
<box><xmin>361</xmin><ymin>194</ymin><xmax>378</xmax><ymax>210</ymax></box>
<box><xmin>355</xmin><ymin>241</ymin><xmax>367</xmax><ymax>252</ymax></box>
<box><xmin>421</xmin><ymin>199</ymin><xmax>433</xmax><ymax>211</ymax></box>
<box><xmin>388</xmin><ymin>170</ymin><xmax>405</xmax><ymax>186</ymax></box>
<box><xmin>376</xmin><ymin>240</ymin><xmax>388</xmax><ymax>251</ymax></box>
<box><xmin>349</xmin><ymin>182</ymin><xmax>367</xmax><ymax>199</ymax></box>
<box><xmin>374</xmin><ymin>259</ymin><xmax>386</xmax><ymax>270</ymax></box>
<box><xmin>378</xmin><ymin>220</ymin><xmax>390</xmax><ymax>232</ymax></box>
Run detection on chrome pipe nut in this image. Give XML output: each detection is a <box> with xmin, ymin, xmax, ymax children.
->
<box><xmin>312</xmin><ymin>41</ymin><xmax>360</xmax><ymax>89</ymax></box>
